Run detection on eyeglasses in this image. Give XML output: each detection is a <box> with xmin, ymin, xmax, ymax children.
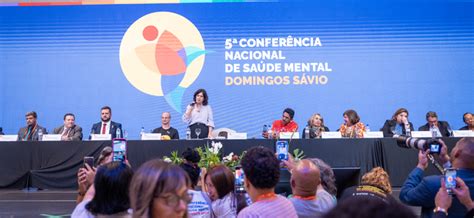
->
<box><xmin>157</xmin><ymin>192</ymin><xmax>194</xmax><ymax>208</ymax></box>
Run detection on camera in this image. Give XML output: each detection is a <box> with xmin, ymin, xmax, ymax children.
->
<box><xmin>396</xmin><ymin>136</ymin><xmax>442</xmax><ymax>154</ymax></box>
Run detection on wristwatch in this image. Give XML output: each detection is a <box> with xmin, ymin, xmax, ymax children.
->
<box><xmin>433</xmin><ymin>207</ymin><xmax>448</xmax><ymax>216</ymax></box>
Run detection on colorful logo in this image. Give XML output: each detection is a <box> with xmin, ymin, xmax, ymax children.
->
<box><xmin>119</xmin><ymin>12</ymin><xmax>206</xmax><ymax>113</ymax></box>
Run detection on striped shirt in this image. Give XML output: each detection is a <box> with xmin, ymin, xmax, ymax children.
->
<box><xmin>237</xmin><ymin>195</ymin><xmax>297</xmax><ymax>218</ymax></box>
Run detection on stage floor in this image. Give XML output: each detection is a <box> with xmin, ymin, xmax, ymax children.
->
<box><xmin>0</xmin><ymin>189</ymin><xmax>76</xmax><ymax>217</ymax></box>
<box><xmin>0</xmin><ymin>188</ymin><xmax>420</xmax><ymax>217</ymax></box>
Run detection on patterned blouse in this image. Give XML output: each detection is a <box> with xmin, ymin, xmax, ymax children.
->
<box><xmin>339</xmin><ymin>122</ymin><xmax>366</xmax><ymax>138</ymax></box>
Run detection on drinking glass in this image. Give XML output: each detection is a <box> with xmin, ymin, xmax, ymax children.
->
<box><xmin>195</xmin><ymin>128</ymin><xmax>202</xmax><ymax>139</ymax></box>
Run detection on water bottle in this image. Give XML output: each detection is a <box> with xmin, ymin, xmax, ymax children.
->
<box><xmin>186</xmin><ymin>127</ymin><xmax>191</xmax><ymax>140</ymax></box>
<box><xmin>116</xmin><ymin>128</ymin><xmax>122</xmax><ymax>139</ymax></box>
<box><xmin>304</xmin><ymin>126</ymin><xmax>310</xmax><ymax>139</ymax></box>
<box><xmin>37</xmin><ymin>128</ymin><xmax>43</xmax><ymax>141</ymax></box>
<box><xmin>430</xmin><ymin>126</ymin><xmax>437</xmax><ymax>138</ymax></box>
<box><xmin>405</xmin><ymin>123</ymin><xmax>411</xmax><ymax>137</ymax></box>
<box><xmin>262</xmin><ymin>125</ymin><xmax>268</xmax><ymax>138</ymax></box>
<box><xmin>365</xmin><ymin>124</ymin><xmax>370</xmax><ymax>132</ymax></box>
<box><xmin>123</xmin><ymin>130</ymin><xmax>128</xmax><ymax>139</ymax></box>
<box><xmin>140</xmin><ymin>127</ymin><xmax>145</xmax><ymax>139</ymax></box>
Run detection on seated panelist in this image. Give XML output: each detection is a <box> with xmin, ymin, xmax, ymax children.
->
<box><xmin>381</xmin><ymin>108</ymin><xmax>414</xmax><ymax>137</ymax></box>
<box><xmin>53</xmin><ymin>113</ymin><xmax>83</xmax><ymax>141</ymax></box>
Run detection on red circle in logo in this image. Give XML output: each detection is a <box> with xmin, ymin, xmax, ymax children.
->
<box><xmin>143</xmin><ymin>25</ymin><xmax>158</xmax><ymax>41</ymax></box>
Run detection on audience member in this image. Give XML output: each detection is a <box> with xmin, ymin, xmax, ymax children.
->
<box><xmin>418</xmin><ymin>111</ymin><xmax>453</xmax><ymax>137</ymax></box>
<box><xmin>381</xmin><ymin>108</ymin><xmax>414</xmax><ymax>137</ymax></box>
<box><xmin>53</xmin><ymin>113</ymin><xmax>83</xmax><ymax>141</ymax></box>
<box><xmin>400</xmin><ymin>137</ymin><xmax>474</xmax><ymax>217</ymax></box>
<box><xmin>90</xmin><ymin>106</ymin><xmax>122</xmax><ymax>139</ymax></box>
<box><xmin>340</xmin><ymin>167</ymin><xmax>395</xmax><ymax>203</ymax></box>
<box><xmin>17</xmin><ymin>111</ymin><xmax>47</xmax><ymax>141</ymax></box>
<box><xmin>322</xmin><ymin>196</ymin><xmax>416</xmax><ymax>218</ymax></box>
<box><xmin>183</xmin><ymin>89</ymin><xmax>214</xmax><ymax>139</ymax></box>
<box><xmin>179</xmin><ymin>149</ymin><xmax>213</xmax><ymax>218</ymax></box>
<box><xmin>152</xmin><ymin>112</ymin><xmax>179</xmax><ymax>140</ymax></box>
<box><xmin>309</xmin><ymin>158</ymin><xmax>337</xmax><ymax>210</ymax></box>
<box><xmin>302</xmin><ymin>113</ymin><xmax>329</xmax><ymax>139</ymax></box>
<box><xmin>263</xmin><ymin>108</ymin><xmax>299</xmax><ymax>139</ymax></box>
<box><xmin>129</xmin><ymin>159</ymin><xmax>192</xmax><ymax>218</ymax></box>
<box><xmin>237</xmin><ymin>146</ymin><xmax>297</xmax><ymax>217</ymax></box>
<box><xmin>72</xmin><ymin>161</ymin><xmax>133</xmax><ymax>218</ymax></box>
<box><xmin>339</xmin><ymin>109</ymin><xmax>365</xmax><ymax>138</ymax></box>
<box><xmin>288</xmin><ymin>159</ymin><xmax>326</xmax><ymax>218</ymax></box>
<box><xmin>460</xmin><ymin>112</ymin><xmax>473</xmax><ymax>131</ymax></box>
<box><xmin>96</xmin><ymin>146</ymin><xmax>113</xmax><ymax>166</ymax></box>
<box><xmin>205</xmin><ymin>165</ymin><xmax>248</xmax><ymax>217</ymax></box>
<box><xmin>433</xmin><ymin>177</ymin><xmax>474</xmax><ymax>218</ymax></box>
<box><xmin>77</xmin><ymin>147</ymin><xmax>113</xmax><ymax>204</ymax></box>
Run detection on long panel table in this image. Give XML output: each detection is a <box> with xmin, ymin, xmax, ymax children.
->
<box><xmin>0</xmin><ymin>138</ymin><xmax>461</xmax><ymax>189</ymax></box>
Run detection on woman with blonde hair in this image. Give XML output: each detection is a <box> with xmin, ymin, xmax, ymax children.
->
<box><xmin>303</xmin><ymin>113</ymin><xmax>330</xmax><ymax>139</ymax></box>
<box><xmin>129</xmin><ymin>159</ymin><xmax>192</xmax><ymax>218</ymax></box>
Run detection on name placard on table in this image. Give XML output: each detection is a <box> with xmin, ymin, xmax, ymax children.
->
<box><xmin>411</xmin><ymin>131</ymin><xmax>432</xmax><ymax>138</ymax></box>
<box><xmin>279</xmin><ymin>132</ymin><xmax>300</xmax><ymax>139</ymax></box>
<box><xmin>452</xmin><ymin>130</ymin><xmax>474</xmax><ymax>137</ymax></box>
<box><xmin>42</xmin><ymin>134</ymin><xmax>62</xmax><ymax>141</ymax></box>
<box><xmin>227</xmin><ymin>133</ymin><xmax>247</xmax><ymax>140</ymax></box>
<box><xmin>364</xmin><ymin>131</ymin><xmax>384</xmax><ymax>138</ymax></box>
<box><xmin>321</xmin><ymin>132</ymin><xmax>342</xmax><ymax>139</ymax></box>
<box><xmin>90</xmin><ymin>134</ymin><xmax>111</xmax><ymax>141</ymax></box>
<box><xmin>141</xmin><ymin>133</ymin><xmax>161</xmax><ymax>140</ymax></box>
<box><xmin>0</xmin><ymin>135</ymin><xmax>18</xmax><ymax>141</ymax></box>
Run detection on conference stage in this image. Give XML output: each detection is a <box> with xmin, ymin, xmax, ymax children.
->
<box><xmin>0</xmin><ymin>137</ymin><xmax>460</xmax><ymax>190</ymax></box>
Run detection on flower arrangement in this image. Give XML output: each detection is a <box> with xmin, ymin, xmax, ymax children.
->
<box><xmin>163</xmin><ymin>141</ymin><xmax>247</xmax><ymax>170</ymax></box>
<box><xmin>163</xmin><ymin>151</ymin><xmax>182</xmax><ymax>165</ymax></box>
<box><xmin>163</xmin><ymin>141</ymin><xmax>304</xmax><ymax>170</ymax></box>
<box><xmin>195</xmin><ymin>141</ymin><xmax>223</xmax><ymax>169</ymax></box>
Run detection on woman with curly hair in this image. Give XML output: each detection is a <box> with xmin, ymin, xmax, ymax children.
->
<box><xmin>340</xmin><ymin>167</ymin><xmax>395</xmax><ymax>204</ymax></box>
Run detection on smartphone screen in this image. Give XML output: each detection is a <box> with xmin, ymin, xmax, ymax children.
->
<box><xmin>276</xmin><ymin>140</ymin><xmax>289</xmax><ymax>161</ymax></box>
<box><xmin>235</xmin><ymin>168</ymin><xmax>246</xmax><ymax>193</ymax></box>
<box><xmin>445</xmin><ymin>168</ymin><xmax>457</xmax><ymax>195</ymax></box>
<box><xmin>112</xmin><ymin>139</ymin><xmax>127</xmax><ymax>162</ymax></box>
<box><xmin>84</xmin><ymin>156</ymin><xmax>94</xmax><ymax>168</ymax></box>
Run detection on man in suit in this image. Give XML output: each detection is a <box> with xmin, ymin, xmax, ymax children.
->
<box><xmin>53</xmin><ymin>113</ymin><xmax>82</xmax><ymax>141</ymax></box>
<box><xmin>17</xmin><ymin>111</ymin><xmax>47</xmax><ymax>141</ymax></box>
<box><xmin>90</xmin><ymin>106</ymin><xmax>122</xmax><ymax>139</ymax></box>
<box><xmin>418</xmin><ymin>111</ymin><xmax>453</xmax><ymax>137</ymax></box>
